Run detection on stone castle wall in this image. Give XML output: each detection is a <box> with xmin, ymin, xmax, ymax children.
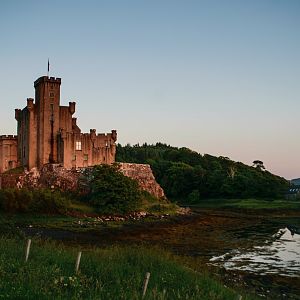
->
<box><xmin>0</xmin><ymin>136</ymin><xmax>18</xmax><ymax>173</ymax></box>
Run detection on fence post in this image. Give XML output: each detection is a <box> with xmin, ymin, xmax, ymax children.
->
<box><xmin>75</xmin><ymin>251</ymin><xmax>82</xmax><ymax>274</ymax></box>
<box><xmin>25</xmin><ymin>239</ymin><xmax>31</xmax><ymax>262</ymax></box>
<box><xmin>142</xmin><ymin>272</ymin><xmax>150</xmax><ymax>298</ymax></box>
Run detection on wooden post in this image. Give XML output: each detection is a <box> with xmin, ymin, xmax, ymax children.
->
<box><xmin>142</xmin><ymin>272</ymin><xmax>150</xmax><ymax>298</ymax></box>
<box><xmin>25</xmin><ymin>239</ymin><xmax>31</xmax><ymax>262</ymax></box>
<box><xmin>75</xmin><ymin>251</ymin><xmax>82</xmax><ymax>273</ymax></box>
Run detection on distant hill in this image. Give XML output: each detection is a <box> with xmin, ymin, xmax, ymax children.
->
<box><xmin>116</xmin><ymin>143</ymin><xmax>289</xmax><ymax>202</ymax></box>
<box><xmin>291</xmin><ymin>178</ymin><xmax>300</xmax><ymax>186</ymax></box>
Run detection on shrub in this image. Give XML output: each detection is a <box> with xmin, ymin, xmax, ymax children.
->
<box><xmin>30</xmin><ymin>189</ymin><xmax>71</xmax><ymax>214</ymax></box>
<box><xmin>187</xmin><ymin>190</ymin><xmax>201</xmax><ymax>204</ymax></box>
<box><xmin>85</xmin><ymin>164</ymin><xmax>142</xmax><ymax>214</ymax></box>
<box><xmin>0</xmin><ymin>188</ymin><xmax>70</xmax><ymax>214</ymax></box>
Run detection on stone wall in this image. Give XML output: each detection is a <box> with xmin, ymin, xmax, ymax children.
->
<box><xmin>0</xmin><ymin>136</ymin><xmax>18</xmax><ymax>173</ymax></box>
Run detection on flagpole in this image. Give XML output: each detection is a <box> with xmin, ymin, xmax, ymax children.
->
<box><xmin>47</xmin><ymin>59</ymin><xmax>50</xmax><ymax>77</ymax></box>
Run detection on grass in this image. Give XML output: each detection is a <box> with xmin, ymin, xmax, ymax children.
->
<box><xmin>140</xmin><ymin>192</ymin><xmax>179</xmax><ymax>215</ymax></box>
<box><xmin>0</xmin><ymin>236</ymin><xmax>256</xmax><ymax>300</ymax></box>
<box><xmin>183</xmin><ymin>198</ymin><xmax>300</xmax><ymax>211</ymax></box>
<box><xmin>0</xmin><ymin>209</ymin><xmax>175</xmax><ymax>235</ymax></box>
<box><xmin>69</xmin><ymin>201</ymin><xmax>97</xmax><ymax>214</ymax></box>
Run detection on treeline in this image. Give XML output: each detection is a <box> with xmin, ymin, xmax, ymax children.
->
<box><xmin>116</xmin><ymin>143</ymin><xmax>289</xmax><ymax>202</ymax></box>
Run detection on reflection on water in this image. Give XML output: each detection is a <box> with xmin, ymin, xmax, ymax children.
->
<box><xmin>210</xmin><ymin>227</ymin><xmax>300</xmax><ymax>277</ymax></box>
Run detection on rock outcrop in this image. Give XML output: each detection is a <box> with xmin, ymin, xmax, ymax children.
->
<box><xmin>0</xmin><ymin>163</ymin><xmax>165</xmax><ymax>199</ymax></box>
<box><xmin>119</xmin><ymin>163</ymin><xmax>165</xmax><ymax>198</ymax></box>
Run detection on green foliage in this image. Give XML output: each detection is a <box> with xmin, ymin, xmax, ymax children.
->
<box><xmin>85</xmin><ymin>164</ymin><xmax>142</xmax><ymax>214</ymax></box>
<box><xmin>0</xmin><ymin>236</ymin><xmax>252</xmax><ymax>300</ymax></box>
<box><xmin>0</xmin><ymin>188</ymin><xmax>71</xmax><ymax>214</ymax></box>
<box><xmin>116</xmin><ymin>143</ymin><xmax>289</xmax><ymax>202</ymax></box>
<box><xmin>190</xmin><ymin>198</ymin><xmax>300</xmax><ymax>210</ymax></box>
<box><xmin>187</xmin><ymin>190</ymin><xmax>201</xmax><ymax>204</ymax></box>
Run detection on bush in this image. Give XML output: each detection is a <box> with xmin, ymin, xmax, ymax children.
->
<box><xmin>85</xmin><ymin>164</ymin><xmax>142</xmax><ymax>214</ymax></box>
<box><xmin>0</xmin><ymin>188</ymin><xmax>70</xmax><ymax>214</ymax></box>
<box><xmin>30</xmin><ymin>189</ymin><xmax>70</xmax><ymax>214</ymax></box>
<box><xmin>187</xmin><ymin>190</ymin><xmax>201</xmax><ymax>204</ymax></box>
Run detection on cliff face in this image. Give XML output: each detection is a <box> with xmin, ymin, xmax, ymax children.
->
<box><xmin>0</xmin><ymin>163</ymin><xmax>165</xmax><ymax>199</ymax></box>
<box><xmin>119</xmin><ymin>163</ymin><xmax>165</xmax><ymax>198</ymax></box>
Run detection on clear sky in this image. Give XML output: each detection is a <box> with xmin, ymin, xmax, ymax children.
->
<box><xmin>0</xmin><ymin>0</ymin><xmax>299</xmax><ymax>179</ymax></box>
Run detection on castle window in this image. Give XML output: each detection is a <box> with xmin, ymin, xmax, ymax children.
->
<box><xmin>49</xmin><ymin>92</ymin><xmax>54</xmax><ymax>97</ymax></box>
<box><xmin>75</xmin><ymin>141</ymin><xmax>82</xmax><ymax>151</ymax></box>
<box><xmin>72</xmin><ymin>155</ymin><xmax>76</xmax><ymax>161</ymax></box>
<box><xmin>84</xmin><ymin>154</ymin><xmax>88</xmax><ymax>161</ymax></box>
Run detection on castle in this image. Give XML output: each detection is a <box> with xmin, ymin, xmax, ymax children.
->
<box><xmin>0</xmin><ymin>75</ymin><xmax>117</xmax><ymax>173</ymax></box>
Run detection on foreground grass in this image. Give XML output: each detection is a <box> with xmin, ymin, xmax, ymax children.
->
<box><xmin>0</xmin><ymin>236</ymin><xmax>254</xmax><ymax>300</ymax></box>
<box><xmin>184</xmin><ymin>198</ymin><xmax>300</xmax><ymax>211</ymax></box>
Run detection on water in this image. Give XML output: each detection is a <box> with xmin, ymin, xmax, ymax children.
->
<box><xmin>210</xmin><ymin>227</ymin><xmax>300</xmax><ymax>277</ymax></box>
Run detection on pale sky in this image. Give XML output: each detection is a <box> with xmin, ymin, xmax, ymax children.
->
<box><xmin>0</xmin><ymin>0</ymin><xmax>299</xmax><ymax>179</ymax></box>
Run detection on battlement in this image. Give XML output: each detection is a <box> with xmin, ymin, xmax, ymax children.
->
<box><xmin>34</xmin><ymin>76</ymin><xmax>61</xmax><ymax>87</ymax></box>
<box><xmin>0</xmin><ymin>135</ymin><xmax>18</xmax><ymax>140</ymax></box>
<box><xmin>97</xmin><ymin>133</ymin><xmax>110</xmax><ymax>137</ymax></box>
<box><xmin>79</xmin><ymin>132</ymin><xmax>113</xmax><ymax>139</ymax></box>
<box><xmin>95</xmin><ymin>130</ymin><xmax>117</xmax><ymax>141</ymax></box>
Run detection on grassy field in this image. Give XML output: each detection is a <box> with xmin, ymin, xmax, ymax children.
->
<box><xmin>0</xmin><ymin>236</ymin><xmax>255</xmax><ymax>300</ymax></box>
<box><xmin>184</xmin><ymin>198</ymin><xmax>300</xmax><ymax>210</ymax></box>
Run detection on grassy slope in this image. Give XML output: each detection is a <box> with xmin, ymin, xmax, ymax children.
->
<box><xmin>183</xmin><ymin>198</ymin><xmax>300</xmax><ymax>210</ymax></box>
<box><xmin>0</xmin><ymin>237</ymin><xmax>255</xmax><ymax>300</ymax></box>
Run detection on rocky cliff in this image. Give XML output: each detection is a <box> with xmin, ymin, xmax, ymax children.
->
<box><xmin>119</xmin><ymin>163</ymin><xmax>165</xmax><ymax>198</ymax></box>
<box><xmin>0</xmin><ymin>163</ymin><xmax>165</xmax><ymax>199</ymax></box>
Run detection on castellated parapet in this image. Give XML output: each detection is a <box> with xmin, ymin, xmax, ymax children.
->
<box><xmin>0</xmin><ymin>75</ymin><xmax>117</xmax><ymax>173</ymax></box>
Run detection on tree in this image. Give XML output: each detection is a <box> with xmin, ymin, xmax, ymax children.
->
<box><xmin>252</xmin><ymin>160</ymin><xmax>265</xmax><ymax>171</ymax></box>
<box><xmin>115</xmin><ymin>143</ymin><xmax>288</xmax><ymax>200</ymax></box>
<box><xmin>86</xmin><ymin>164</ymin><xmax>142</xmax><ymax>214</ymax></box>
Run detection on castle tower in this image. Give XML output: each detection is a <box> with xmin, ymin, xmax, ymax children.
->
<box><xmin>34</xmin><ymin>76</ymin><xmax>61</xmax><ymax>167</ymax></box>
<box><xmin>12</xmin><ymin>74</ymin><xmax>117</xmax><ymax>173</ymax></box>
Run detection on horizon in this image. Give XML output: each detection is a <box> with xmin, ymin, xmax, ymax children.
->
<box><xmin>1</xmin><ymin>0</ymin><xmax>299</xmax><ymax>179</ymax></box>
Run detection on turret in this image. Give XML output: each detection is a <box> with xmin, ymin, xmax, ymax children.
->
<box><xmin>111</xmin><ymin>130</ymin><xmax>117</xmax><ymax>142</ymax></box>
<box><xmin>27</xmin><ymin>98</ymin><xmax>34</xmax><ymax>110</ymax></box>
<box><xmin>69</xmin><ymin>102</ymin><xmax>76</xmax><ymax>115</ymax></box>
<box><xmin>15</xmin><ymin>109</ymin><xmax>21</xmax><ymax>121</ymax></box>
<box><xmin>90</xmin><ymin>129</ymin><xmax>96</xmax><ymax>143</ymax></box>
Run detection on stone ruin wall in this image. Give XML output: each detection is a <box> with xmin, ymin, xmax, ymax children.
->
<box><xmin>0</xmin><ymin>163</ymin><xmax>165</xmax><ymax>199</ymax></box>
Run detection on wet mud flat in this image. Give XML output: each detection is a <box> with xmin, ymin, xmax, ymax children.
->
<box><xmin>22</xmin><ymin>209</ymin><xmax>300</xmax><ymax>299</ymax></box>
